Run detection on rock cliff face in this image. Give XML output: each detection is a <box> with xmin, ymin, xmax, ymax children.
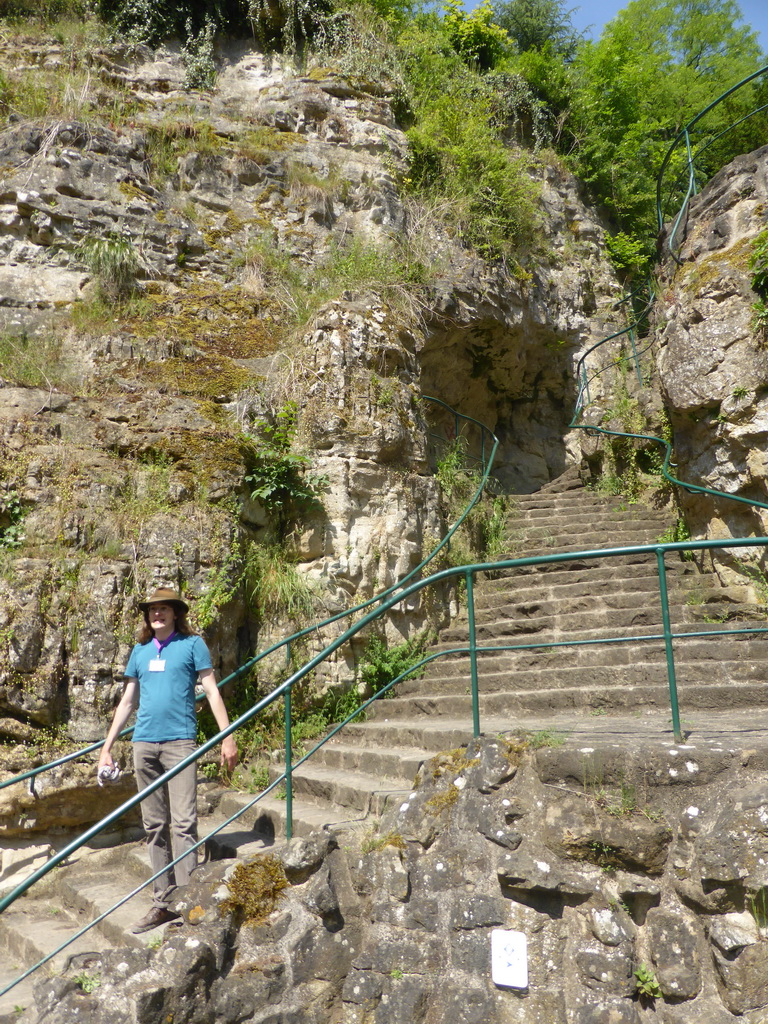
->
<box><xmin>23</xmin><ymin>735</ymin><xmax>768</xmax><ymax>1024</ymax></box>
<box><xmin>0</xmin><ymin>39</ymin><xmax>619</xmax><ymax>759</ymax></box>
<box><xmin>655</xmin><ymin>144</ymin><xmax>768</xmax><ymax>563</ymax></box>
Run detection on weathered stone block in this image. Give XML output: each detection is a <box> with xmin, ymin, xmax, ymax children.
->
<box><xmin>282</xmin><ymin>832</ymin><xmax>337</xmax><ymax>883</ymax></box>
<box><xmin>545</xmin><ymin>793</ymin><xmax>672</xmax><ymax>875</ymax></box>
<box><xmin>713</xmin><ymin>939</ymin><xmax>768</xmax><ymax>1014</ymax></box>
<box><xmin>351</xmin><ymin>928</ymin><xmax>446</xmax><ymax>975</ymax></box>
<box><xmin>373</xmin><ymin>976</ymin><xmax>430</xmax><ymax>1024</ymax></box>
<box><xmin>449</xmin><ymin>894</ymin><xmax>507</xmax><ymax>931</ymax></box>
<box><xmin>370</xmin><ymin>894</ymin><xmax>441</xmax><ymax>931</ymax></box>
<box><xmin>342</xmin><ymin>968</ymin><xmax>384</xmax><ymax>1005</ymax></box>
<box><xmin>646</xmin><ymin>906</ymin><xmax>701</xmax><ymax>1001</ymax></box>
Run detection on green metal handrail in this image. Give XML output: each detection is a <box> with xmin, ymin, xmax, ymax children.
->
<box><xmin>567</xmin><ymin>63</ymin><xmax>768</xmax><ymax>771</ymax></box>
<box><xmin>0</xmin><ymin>396</ymin><xmax>498</xmax><ymax>797</ymax></box>
<box><xmin>573</xmin><ymin>281</ymin><xmax>655</xmax><ymax>415</ymax></box>
<box><xmin>656</xmin><ymin>62</ymin><xmax>768</xmax><ymax>258</ymax></box>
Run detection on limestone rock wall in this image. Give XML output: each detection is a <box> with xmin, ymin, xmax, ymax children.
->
<box><xmin>0</xmin><ymin>39</ymin><xmax>620</xmax><ymax>757</ymax></box>
<box><xmin>655</xmin><ymin>145</ymin><xmax>768</xmax><ymax>564</ymax></box>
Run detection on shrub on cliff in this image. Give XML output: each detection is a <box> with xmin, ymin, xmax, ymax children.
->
<box><xmin>95</xmin><ymin>0</ymin><xmax>251</xmax><ymax>44</ymax></box>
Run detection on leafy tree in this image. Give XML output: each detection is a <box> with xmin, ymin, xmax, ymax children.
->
<box><xmin>492</xmin><ymin>0</ymin><xmax>582</xmax><ymax>58</ymax></box>
<box><xmin>568</xmin><ymin>0</ymin><xmax>765</xmax><ymax>242</ymax></box>
<box><xmin>442</xmin><ymin>0</ymin><xmax>513</xmax><ymax>70</ymax></box>
<box><xmin>95</xmin><ymin>0</ymin><xmax>250</xmax><ymax>45</ymax></box>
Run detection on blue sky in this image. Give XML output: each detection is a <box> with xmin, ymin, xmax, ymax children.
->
<box><xmin>569</xmin><ymin>0</ymin><xmax>768</xmax><ymax>54</ymax></box>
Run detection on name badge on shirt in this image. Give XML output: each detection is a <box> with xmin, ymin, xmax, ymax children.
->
<box><xmin>148</xmin><ymin>659</ymin><xmax>166</xmax><ymax>672</ymax></box>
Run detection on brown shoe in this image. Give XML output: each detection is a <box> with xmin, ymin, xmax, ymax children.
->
<box><xmin>131</xmin><ymin>907</ymin><xmax>180</xmax><ymax>934</ymax></box>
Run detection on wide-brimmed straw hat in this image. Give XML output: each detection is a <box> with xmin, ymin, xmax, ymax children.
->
<box><xmin>138</xmin><ymin>588</ymin><xmax>190</xmax><ymax>614</ymax></box>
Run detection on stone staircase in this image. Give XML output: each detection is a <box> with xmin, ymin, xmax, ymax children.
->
<box><xmin>391</xmin><ymin>468</ymin><xmax>768</xmax><ymax>717</ymax></box>
<box><xmin>0</xmin><ymin>802</ymin><xmax>281</xmax><ymax>1016</ymax></box>
<box><xmin>3</xmin><ymin>466</ymin><xmax>768</xmax><ymax>1015</ymax></box>
<box><xmin>262</xmin><ymin>465</ymin><xmax>768</xmax><ymax>827</ymax></box>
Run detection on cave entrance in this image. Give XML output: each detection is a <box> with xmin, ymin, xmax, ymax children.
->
<box><xmin>418</xmin><ymin>318</ymin><xmax>582</xmax><ymax>493</ymax></box>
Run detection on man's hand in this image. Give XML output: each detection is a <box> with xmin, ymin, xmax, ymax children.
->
<box><xmin>220</xmin><ymin>734</ymin><xmax>238</xmax><ymax>772</ymax></box>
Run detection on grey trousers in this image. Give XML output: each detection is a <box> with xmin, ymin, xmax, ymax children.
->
<box><xmin>133</xmin><ymin>740</ymin><xmax>198</xmax><ymax>909</ymax></box>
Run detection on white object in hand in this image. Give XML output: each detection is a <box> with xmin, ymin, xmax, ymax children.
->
<box><xmin>97</xmin><ymin>765</ymin><xmax>122</xmax><ymax>786</ymax></box>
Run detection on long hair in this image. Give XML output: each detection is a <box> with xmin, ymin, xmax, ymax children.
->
<box><xmin>138</xmin><ymin>605</ymin><xmax>195</xmax><ymax>644</ymax></box>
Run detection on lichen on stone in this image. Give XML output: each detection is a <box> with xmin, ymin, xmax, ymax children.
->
<box><xmin>220</xmin><ymin>854</ymin><xmax>290</xmax><ymax>924</ymax></box>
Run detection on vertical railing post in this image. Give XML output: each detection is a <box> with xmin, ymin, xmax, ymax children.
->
<box><xmin>466</xmin><ymin>570</ymin><xmax>481</xmax><ymax>738</ymax></box>
<box><xmin>684</xmin><ymin>128</ymin><xmax>697</xmax><ymax>195</ymax></box>
<box><xmin>284</xmin><ymin>644</ymin><xmax>293</xmax><ymax>839</ymax></box>
<box><xmin>656</xmin><ymin>548</ymin><xmax>683</xmax><ymax>743</ymax></box>
<box><xmin>581</xmin><ymin>365</ymin><xmax>590</xmax><ymax>409</ymax></box>
<box><xmin>628</xmin><ymin>326</ymin><xmax>643</xmax><ymax>387</ymax></box>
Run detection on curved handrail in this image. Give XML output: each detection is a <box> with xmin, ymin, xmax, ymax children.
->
<box><xmin>0</xmin><ymin>396</ymin><xmax>499</xmax><ymax>794</ymax></box>
<box><xmin>574</xmin><ymin>62</ymin><xmax>768</xmax><ymax>515</ymax></box>
<box><xmin>656</xmin><ymin>62</ymin><xmax>768</xmax><ymax>258</ymax></box>
<box><xmin>569</xmin><ymin>268</ymin><xmax>768</xmax><ymax>508</ymax></box>
<box><xmin>571</xmin><ymin>290</ymin><xmax>768</xmax><ymax>514</ymax></box>
<box><xmin>573</xmin><ymin>280</ymin><xmax>655</xmax><ymax>418</ymax></box>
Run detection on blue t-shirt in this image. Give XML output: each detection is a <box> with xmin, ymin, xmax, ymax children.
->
<box><xmin>125</xmin><ymin>634</ymin><xmax>213</xmax><ymax>742</ymax></box>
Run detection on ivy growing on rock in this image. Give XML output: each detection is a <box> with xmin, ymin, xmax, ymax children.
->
<box><xmin>0</xmin><ymin>488</ymin><xmax>26</xmax><ymax>550</ymax></box>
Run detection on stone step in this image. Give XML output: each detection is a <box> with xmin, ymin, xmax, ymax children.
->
<box><xmin>482</xmin><ymin>556</ymin><xmax>698</xmax><ymax>581</ymax></box>
<box><xmin>518</xmin><ymin>486</ymin><xmax>660</xmax><ymax>500</ymax></box>
<box><xmin>364</xmin><ymin>678</ymin><xmax>768</xmax><ymax>720</ymax></box>
<box><xmin>267</xmin><ymin>763</ymin><xmax>413</xmax><ymax>817</ymax></box>
<box><xmin>470</xmin><ymin>586</ymin><xmax>749</xmax><ymax>620</ymax></box>
<box><xmin>408</xmin><ymin>658</ymin><xmax>767</xmax><ymax>699</ymax></box>
<box><xmin>418</xmin><ymin>636</ymin><xmax>768</xmax><ymax>677</ymax></box>
<box><xmin>212</xmin><ymin>787</ymin><xmax>360</xmax><ymax>840</ymax></box>
<box><xmin>53</xmin><ymin>874</ymin><xmax>154</xmax><ymax>951</ymax></box>
<box><xmin>484</xmin><ymin>552</ymin><xmax>692</xmax><ymax>579</ymax></box>
<box><xmin>500</xmin><ymin>533</ymin><xmax>673</xmax><ymax>559</ymax></box>
<box><xmin>0</xmin><ymin>881</ymin><xmax>150</xmax><ymax>1011</ymax></box>
<box><xmin>340</xmin><ymin>718</ymin><xmax>505</xmax><ymax>755</ymax></box>
<box><xmin>510</xmin><ymin>504</ymin><xmax>670</xmax><ymax>525</ymax></box>
<box><xmin>439</xmin><ymin>602</ymin><xmax>768</xmax><ymax>642</ymax></box>
<box><xmin>0</xmin><ymin>798</ymin><xmax>295</xmax><ymax>1013</ymax></box>
<box><xmin>505</xmin><ymin>520</ymin><xmax>668</xmax><ymax>542</ymax></box>
<box><xmin>0</xmin><ymin>961</ymin><xmax>36</xmax><ymax>1017</ymax></box>
<box><xmin>307</xmin><ymin>741</ymin><xmax>426</xmax><ymax>784</ymax></box>
<box><xmin>337</xmin><ymin>708</ymin><xmax>768</xmax><ymax>773</ymax></box>
<box><xmin>472</xmin><ymin>573</ymin><xmax>737</xmax><ymax>609</ymax></box>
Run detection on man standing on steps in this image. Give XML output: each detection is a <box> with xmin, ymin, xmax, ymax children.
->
<box><xmin>97</xmin><ymin>587</ymin><xmax>239</xmax><ymax>934</ymax></box>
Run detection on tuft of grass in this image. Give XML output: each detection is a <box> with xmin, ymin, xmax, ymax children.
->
<box><xmin>361</xmin><ymin>830</ymin><xmax>406</xmax><ymax>854</ymax></box>
<box><xmin>230</xmin><ymin>232</ymin><xmax>433</xmax><ymax>332</ymax></box>
<box><xmin>144</xmin><ymin>120</ymin><xmax>223</xmax><ymax>183</ymax></box>
<box><xmin>525</xmin><ymin>728</ymin><xmax>566</xmax><ymax>749</ymax></box>
<box><xmin>76</xmin><ymin>233</ymin><xmax>142</xmax><ymax>301</ymax></box>
<box><xmin>0</xmin><ymin>332</ymin><xmax>77</xmax><ymax>391</ymax></box>
<box><xmin>424</xmin><ymin>786</ymin><xmax>459</xmax><ymax>814</ymax></box>
<box><xmin>245</xmin><ymin>542</ymin><xmax>317</xmax><ymax>624</ymax></box>
<box><xmin>73</xmin><ymin>971</ymin><xmax>100</xmax><ymax>994</ymax></box>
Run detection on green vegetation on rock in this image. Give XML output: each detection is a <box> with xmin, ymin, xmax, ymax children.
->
<box><xmin>220</xmin><ymin>854</ymin><xmax>290</xmax><ymax>923</ymax></box>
